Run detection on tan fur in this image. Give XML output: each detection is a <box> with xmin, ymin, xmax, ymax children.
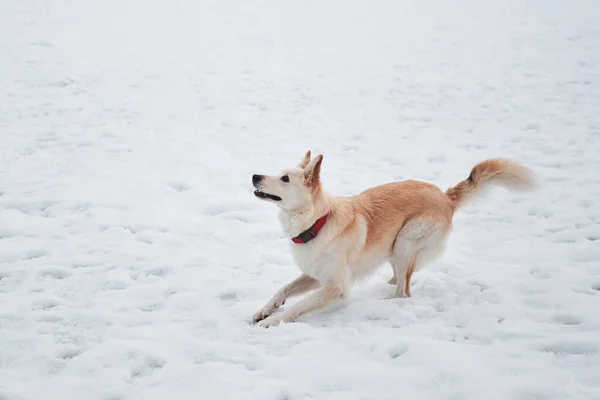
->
<box><xmin>252</xmin><ymin>152</ymin><xmax>535</xmax><ymax>327</ymax></box>
<box><xmin>445</xmin><ymin>158</ymin><xmax>536</xmax><ymax>209</ymax></box>
<box><xmin>298</xmin><ymin>150</ymin><xmax>312</xmax><ymax>169</ymax></box>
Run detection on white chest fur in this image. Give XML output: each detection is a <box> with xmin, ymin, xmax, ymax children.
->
<box><xmin>287</xmin><ymin>213</ymin><xmax>385</xmax><ymax>284</ymax></box>
<box><xmin>290</xmin><ymin>242</ymin><xmax>325</xmax><ymax>280</ymax></box>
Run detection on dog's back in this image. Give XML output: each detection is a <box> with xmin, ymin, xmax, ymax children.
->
<box><xmin>351</xmin><ymin>180</ymin><xmax>455</xmax><ymax>254</ymax></box>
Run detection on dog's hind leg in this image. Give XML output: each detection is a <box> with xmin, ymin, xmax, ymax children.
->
<box><xmin>252</xmin><ymin>274</ymin><xmax>319</xmax><ymax>323</ymax></box>
<box><xmin>390</xmin><ymin>240</ymin><xmax>416</xmax><ymax>298</ymax></box>
<box><xmin>406</xmin><ymin>228</ymin><xmax>449</xmax><ymax>296</ymax></box>
<box><xmin>388</xmin><ymin>266</ymin><xmax>398</xmax><ymax>285</ymax></box>
<box><xmin>391</xmin><ymin>219</ymin><xmax>448</xmax><ymax>298</ymax></box>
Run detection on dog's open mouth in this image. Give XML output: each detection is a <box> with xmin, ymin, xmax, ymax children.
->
<box><xmin>254</xmin><ymin>190</ymin><xmax>282</xmax><ymax>202</ymax></box>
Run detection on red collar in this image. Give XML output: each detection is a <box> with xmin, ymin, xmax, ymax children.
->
<box><xmin>291</xmin><ymin>213</ymin><xmax>329</xmax><ymax>244</ymax></box>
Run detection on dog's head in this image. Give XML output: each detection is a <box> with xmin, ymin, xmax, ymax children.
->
<box><xmin>252</xmin><ymin>151</ymin><xmax>323</xmax><ymax>211</ymax></box>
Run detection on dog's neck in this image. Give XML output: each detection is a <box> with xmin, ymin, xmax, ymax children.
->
<box><xmin>278</xmin><ymin>191</ymin><xmax>332</xmax><ymax>238</ymax></box>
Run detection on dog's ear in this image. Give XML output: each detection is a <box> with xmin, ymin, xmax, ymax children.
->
<box><xmin>304</xmin><ymin>154</ymin><xmax>323</xmax><ymax>187</ymax></box>
<box><xmin>299</xmin><ymin>150</ymin><xmax>311</xmax><ymax>168</ymax></box>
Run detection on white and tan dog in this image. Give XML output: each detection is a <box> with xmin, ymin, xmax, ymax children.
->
<box><xmin>251</xmin><ymin>151</ymin><xmax>535</xmax><ymax>328</ymax></box>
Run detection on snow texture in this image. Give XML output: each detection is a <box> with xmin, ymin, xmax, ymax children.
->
<box><xmin>1</xmin><ymin>0</ymin><xmax>600</xmax><ymax>399</ymax></box>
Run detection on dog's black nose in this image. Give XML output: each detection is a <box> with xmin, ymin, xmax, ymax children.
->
<box><xmin>252</xmin><ymin>174</ymin><xmax>264</xmax><ymax>185</ymax></box>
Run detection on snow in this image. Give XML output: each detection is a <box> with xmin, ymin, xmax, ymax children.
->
<box><xmin>1</xmin><ymin>0</ymin><xmax>600</xmax><ymax>399</ymax></box>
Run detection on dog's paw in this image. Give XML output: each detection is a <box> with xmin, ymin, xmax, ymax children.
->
<box><xmin>252</xmin><ymin>304</ymin><xmax>278</xmax><ymax>323</ymax></box>
<box><xmin>258</xmin><ymin>315</ymin><xmax>284</xmax><ymax>328</ymax></box>
<box><xmin>383</xmin><ymin>292</ymin><xmax>408</xmax><ymax>300</ymax></box>
<box><xmin>258</xmin><ymin>311</ymin><xmax>297</xmax><ymax>328</ymax></box>
<box><xmin>252</xmin><ymin>298</ymin><xmax>286</xmax><ymax>323</ymax></box>
<box><xmin>252</xmin><ymin>308</ymin><xmax>271</xmax><ymax>323</ymax></box>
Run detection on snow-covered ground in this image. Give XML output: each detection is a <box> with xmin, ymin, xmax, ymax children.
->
<box><xmin>1</xmin><ymin>0</ymin><xmax>600</xmax><ymax>399</ymax></box>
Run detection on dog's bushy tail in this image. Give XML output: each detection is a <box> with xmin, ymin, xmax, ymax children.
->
<box><xmin>445</xmin><ymin>158</ymin><xmax>535</xmax><ymax>210</ymax></box>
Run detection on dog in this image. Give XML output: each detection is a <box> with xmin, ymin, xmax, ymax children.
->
<box><xmin>251</xmin><ymin>151</ymin><xmax>535</xmax><ymax>328</ymax></box>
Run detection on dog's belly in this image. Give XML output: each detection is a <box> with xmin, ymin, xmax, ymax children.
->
<box><xmin>290</xmin><ymin>235</ymin><xmax>392</xmax><ymax>283</ymax></box>
<box><xmin>347</xmin><ymin>247</ymin><xmax>390</xmax><ymax>281</ymax></box>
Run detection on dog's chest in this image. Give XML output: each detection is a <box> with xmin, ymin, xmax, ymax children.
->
<box><xmin>289</xmin><ymin>244</ymin><xmax>335</xmax><ymax>280</ymax></box>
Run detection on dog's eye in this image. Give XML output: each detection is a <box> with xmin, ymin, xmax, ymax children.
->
<box><xmin>281</xmin><ymin>175</ymin><xmax>289</xmax><ymax>183</ymax></box>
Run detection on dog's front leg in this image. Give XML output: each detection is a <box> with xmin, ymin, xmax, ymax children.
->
<box><xmin>258</xmin><ymin>268</ymin><xmax>350</xmax><ymax>328</ymax></box>
<box><xmin>252</xmin><ymin>274</ymin><xmax>319</xmax><ymax>323</ymax></box>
